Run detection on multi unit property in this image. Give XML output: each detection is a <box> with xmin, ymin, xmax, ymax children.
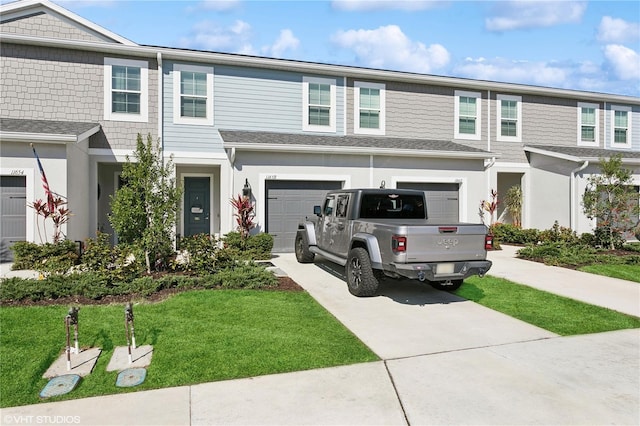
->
<box><xmin>1</xmin><ymin>0</ymin><xmax>639</xmax><ymax>259</ymax></box>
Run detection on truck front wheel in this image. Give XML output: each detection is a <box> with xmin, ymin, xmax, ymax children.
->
<box><xmin>346</xmin><ymin>247</ymin><xmax>379</xmax><ymax>297</ymax></box>
<box><xmin>295</xmin><ymin>231</ymin><xmax>315</xmax><ymax>263</ymax></box>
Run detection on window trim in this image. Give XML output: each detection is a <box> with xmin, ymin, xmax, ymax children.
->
<box><xmin>454</xmin><ymin>90</ymin><xmax>482</xmax><ymax>140</ymax></box>
<box><xmin>610</xmin><ymin>105</ymin><xmax>632</xmax><ymax>149</ymax></box>
<box><xmin>354</xmin><ymin>81</ymin><xmax>385</xmax><ymax>135</ymax></box>
<box><xmin>303</xmin><ymin>76</ymin><xmax>336</xmax><ymax>133</ymax></box>
<box><xmin>496</xmin><ymin>94</ymin><xmax>522</xmax><ymax>143</ymax></box>
<box><xmin>577</xmin><ymin>102</ymin><xmax>600</xmax><ymax>147</ymax></box>
<box><xmin>104</xmin><ymin>57</ymin><xmax>148</xmax><ymax>122</ymax></box>
<box><xmin>173</xmin><ymin>63</ymin><xmax>214</xmax><ymax>126</ymax></box>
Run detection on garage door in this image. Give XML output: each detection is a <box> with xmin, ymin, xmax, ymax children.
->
<box><xmin>397</xmin><ymin>182</ymin><xmax>460</xmax><ymax>222</ymax></box>
<box><xmin>1</xmin><ymin>176</ymin><xmax>27</xmax><ymax>262</ymax></box>
<box><xmin>266</xmin><ymin>180</ymin><xmax>343</xmax><ymax>252</ymax></box>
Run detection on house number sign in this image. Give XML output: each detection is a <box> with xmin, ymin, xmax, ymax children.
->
<box><xmin>10</xmin><ymin>169</ymin><xmax>25</xmax><ymax>175</ymax></box>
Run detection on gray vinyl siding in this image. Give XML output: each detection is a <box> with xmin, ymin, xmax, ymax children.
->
<box><xmin>0</xmin><ymin>12</ymin><xmax>107</xmax><ymax>43</ymax></box>
<box><xmin>163</xmin><ymin>62</ymin><xmax>345</xmax><ymax>152</ymax></box>
<box><xmin>0</xmin><ymin>44</ymin><xmax>157</xmax><ymax>150</ymax></box>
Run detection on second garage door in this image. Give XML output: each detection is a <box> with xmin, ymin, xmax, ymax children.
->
<box><xmin>266</xmin><ymin>180</ymin><xmax>343</xmax><ymax>252</ymax></box>
<box><xmin>397</xmin><ymin>182</ymin><xmax>460</xmax><ymax>223</ymax></box>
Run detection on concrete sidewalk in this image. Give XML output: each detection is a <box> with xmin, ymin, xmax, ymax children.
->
<box><xmin>1</xmin><ymin>248</ymin><xmax>639</xmax><ymax>425</ymax></box>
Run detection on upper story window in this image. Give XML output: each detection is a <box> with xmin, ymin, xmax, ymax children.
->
<box><xmin>454</xmin><ymin>90</ymin><xmax>481</xmax><ymax>140</ymax></box>
<box><xmin>173</xmin><ymin>64</ymin><xmax>214</xmax><ymax>125</ymax></box>
<box><xmin>497</xmin><ymin>94</ymin><xmax>522</xmax><ymax>142</ymax></box>
<box><xmin>303</xmin><ymin>76</ymin><xmax>336</xmax><ymax>132</ymax></box>
<box><xmin>578</xmin><ymin>102</ymin><xmax>599</xmax><ymax>146</ymax></box>
<box><xmin>104</xmin><ymin>58</ymin><xmax>148</xmax><ymax>122</ymax></box>
<box><xmin>354</xmin><ymin>81</ymin><xmax>385</xmax><ymax>135</ymax></box>
<box><xmin>611</xmin><ymin>105</ymin><xmax>631</xmax><ymax>148</ymax></box>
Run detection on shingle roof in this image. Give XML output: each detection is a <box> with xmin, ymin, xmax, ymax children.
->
<box><xmin>525</xmin><ymin>145</ymin><xmax>640</xmax><ymax>160</ymax></box>
<box><xmin>220</xmin><ymin>129</ymin><xmax>495</xmax><ymax>159</ymax></box>
<box><xmin>0</xmin><ymin>118</ymin><xmax>100</xmax><ymax>137</ymax></box>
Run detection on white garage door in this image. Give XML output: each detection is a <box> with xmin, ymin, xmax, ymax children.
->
<box><xmin>1</xmin><ymin>176</ymin><xmax>27</xmax><ymax>262</ymax></box>
<box><xmin>397</xmin><ymin>182</ymin><xmax>460</xmax><ymax>222</ymax></box>
<box><xmin>266</xmin><ymin>180</ymin><xmax>343</xmax><ymax>252</ymax></box>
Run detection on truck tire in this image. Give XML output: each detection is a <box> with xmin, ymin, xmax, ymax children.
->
<box><xmin>346</xmin><ymin>247</ymin><xmax>379</xmax><ymax>297</ymax></box>
<box><xmin>431</xmin><ymin>279</ymin><xmax>463</xmax><ymax>292</ymax></box>
<box><xmin>295</xmin><ymin>231</ymin><xmax>315</xmax><ymax>263</ymax></box>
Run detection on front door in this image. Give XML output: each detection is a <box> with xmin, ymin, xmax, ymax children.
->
<box><xmin>184</xmin><ymin>177</ymin><xmax>210</xmax><ymax>236</ymax></box>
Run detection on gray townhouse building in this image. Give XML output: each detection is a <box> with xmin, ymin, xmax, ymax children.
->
<box><xmin>1</xmin><ymin>0</ymin><xmax>639</xmax><ymax>258</ymax></box>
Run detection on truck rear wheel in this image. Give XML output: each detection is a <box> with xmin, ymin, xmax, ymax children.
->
<box><xmin>295</xmin><ymin>231</ymin><xmax>315</xmax><ymax>263</ymax></box>
<box><xmin>431</xmin><ymin>279</ymin><xmax>463</xmax><ymax>292</ymax></box>
<box><xmin>346</xmin><ymin>247</ymin><xmax>379</xmax><ymax>297</ymax></box>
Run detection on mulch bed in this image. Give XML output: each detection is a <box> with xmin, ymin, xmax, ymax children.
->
<box><xmin>2</xmin><ymin>276</ymin><xmax>305</xmax><ymax>307</ymax></box>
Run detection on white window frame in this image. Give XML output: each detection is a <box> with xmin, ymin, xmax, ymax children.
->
<box><xmin>302</xmin><ymin>76</ymin><xmax>336</xmax><ymax>133</ymax></box>
<box><xmin>173</xmin><ymin>63</ymin><xmax>214</xmax><ymax>126</ymax></box>
<box><xmin>496</xmin><ymin>94</ymin><xmax>522</xmax><ymax>143</ymax></box>
<box><xmin>454</xmin><ymin>90</ymin><xmax>481</xmax><ymax>140</ymax></box>
<box><xmin>104</xmin><ymin>57</ymin><xmax>148</xmax><ymax>122</ymax></box>
<box><xmin>610</xmin><ymin>105</ymin><xmax>632</xmax><ymax>149</ymax></box>
<box><xmin>354</xmin><ymin>81</ymin><xmax>385</xmax><ymax>135</ymax></box>
<box><xmin>577</xmin><ymin>102</ymin><xmax>599</xmax><ymax>147</ymax></box>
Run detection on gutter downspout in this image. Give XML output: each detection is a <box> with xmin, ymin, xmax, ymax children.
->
<box><xmin>157</xmin><ymin>52</ymin><xmax>163</xmax><ymax>149</ymax></box>
<box><xmin>570</xmin><ymin>160</ymin><xmax>589</xmax><ymax>231</ymax></box>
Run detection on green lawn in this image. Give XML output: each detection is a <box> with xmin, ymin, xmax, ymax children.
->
<box><xmin>0</xmin><ymin>290</ymin><xmax>378</xmax><ymax>408</ymax></box>
<box><xmin>578</xmin><ymin>264</ymin><xmax>640</xmax><ymax>283</ymax></box>
<box><xmin>458</xmin><ymin>276</ymin><xmax>640</xmax><ymax>335</ymax></box>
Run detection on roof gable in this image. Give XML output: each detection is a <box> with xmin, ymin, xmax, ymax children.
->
<box><xmin>0</xmin><ymin>0</ymin><xmax>136</xmax><ymax>45</ymax></box>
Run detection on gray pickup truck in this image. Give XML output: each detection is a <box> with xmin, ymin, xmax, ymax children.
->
<box><xmin>295</xmin><ymin>188</ymin><xmax>493</xmax><ymax>296</ymax></box>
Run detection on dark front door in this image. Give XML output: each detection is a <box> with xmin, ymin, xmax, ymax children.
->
<box><xmin>184</xmin><ymin>177</ymin><xmax>210</xmax><ymax>236</ymax></box>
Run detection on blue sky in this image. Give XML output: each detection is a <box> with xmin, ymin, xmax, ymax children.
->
<box><xmin>36</xmin><ymin>1</ymin><xmax>640</xmax><ymax>96</ymax></box>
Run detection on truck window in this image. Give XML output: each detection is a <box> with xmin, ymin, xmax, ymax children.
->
<box><xmin>323</xmin><ymin>196</ymin><xmax>336</xmax><ymax>216</ymax></box>
<box><xmin>336</xmin><ymin>194</ymin><xmax>349</xmax><ymax>218</ymax></box>
<box><xmin>359</xmin><ymin>194</ymin><xmax>425</xmax><ymax>219</ymax></box>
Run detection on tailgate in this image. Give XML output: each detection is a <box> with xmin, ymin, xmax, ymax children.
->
<box><xmin>406</xmin><ymin>224</ymin><xmax>488</xmax><ymax>262</ymax></box>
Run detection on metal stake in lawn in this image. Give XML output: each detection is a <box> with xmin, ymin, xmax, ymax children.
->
<box><xmin>124</xmin><ymin>303</ymin><xmax>136</xmax><ymax>364</ymax></box>
<box><xmin>65</xmin><ymin>307</ymin><xmax>79</xmax><ymax>371</ymax></box>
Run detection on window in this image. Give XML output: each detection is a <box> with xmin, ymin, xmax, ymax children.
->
<box><xmin>497</xmin><ymin>94</ymin><xmax>522</xmax><ymax>142</ymax></box>
<box><xmin>303</xmin><ymin>76</ymin><xmax>336</xmax><ymax>132</ymax></box>
<box><xmin>454</xmin><ymin>90</ymin><xmax>481</xmax><ymax>140</ymax></box>
<box><xmin>104</xmin><ymin>58</ymin><xmax>148</xmax><ymax>122</ymax></box>
<box><xmin>173</xmin><ymin>64</ymin><xmax>214</xmax><ymax>125</ymax></box>
<box><xmin>578</xmin><ymin>102</ymin><xmax>599</xmax><ymax>146</ymax></box>
<box><xmin>611</xmin><ymin>105</ymin><xmax>631</xmax><ymax>148</ymax></box>
<box><xmin>354</xmin><ymin>81</ymin><xmax>385</xmax><ymax>135</ymax></box>
<box><xmin>336</xmin><ymin>194</ymin><xmax>350</xmax><ymax>218</ymax></box>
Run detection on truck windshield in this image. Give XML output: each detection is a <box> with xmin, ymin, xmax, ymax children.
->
<box><xmin>359</xmin><ymin>194</ymin><xmax>426</xmax><ymax>219</ymax></box>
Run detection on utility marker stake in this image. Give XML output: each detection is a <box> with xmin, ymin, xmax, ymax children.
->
<box><xmin>124</xmin><ymin>303</ymin><xmax>135</xmax><ymax>364</ymax></box>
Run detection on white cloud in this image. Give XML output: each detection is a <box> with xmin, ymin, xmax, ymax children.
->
<box><xmin>332</xmin><ymin>25</ymin><xmax>450</xmax><ymax>73</ymax></box>
<box><xmin>485</xmin><ymin>1</ymin><xmax>587</xmax><ymax>31</ymax></box>
<box><xmin>332</xmin><ymin>0</ymin><xmax>447</xmax><ymax>11</ymax></box>
<box><xmin>179</xmin><ymin>19</ymin><xmax>253</xmax><ymax>52</ymax></box>
<box><xmin>262</xmin><ymin>29</ymin><xmax>300</xmax><ymax>58</ymax></box>
<box><xmin>454</xmin><ymin>57</ymin><xmax>569</xmax><ymax>87</ymax></box>
<box><xmin>597</xmin><ymin>16</ymin><xmax>640</xmax><ymax>44</ymax></box>
<box><xmin>603</xmin><ymin>44</ymin><xmax>640</xmax><ymax>80</ymax></box>
<box><xmin>195</xmin><ymin>0</ymin><xmax>242</xmax><ymax>12</ymax></box>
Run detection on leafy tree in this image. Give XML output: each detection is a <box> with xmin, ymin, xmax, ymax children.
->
<box><xmin>109</xmin><ymin>134</ymin><xmax>182</xmax><ymax>272</ymax></box>
<box><xmin>582</xmin><ymin>155</ymin><xmax>640</xmax><ymax>249</ymax></box>
<box><xmin>504</xmin><ymin>185</ymin><xmax>523</xmax><ymax>228</ymax></box>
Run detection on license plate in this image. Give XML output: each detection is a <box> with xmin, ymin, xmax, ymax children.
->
<box><xmin>436</xmin><ymin>263</ymin><xmax>455</xmax><ymax>275</ymax></box>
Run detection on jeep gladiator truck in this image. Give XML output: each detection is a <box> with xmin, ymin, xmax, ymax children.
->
<box><xmin>295</xmin><ymin>188</ymin><xmax>493</xmax><ymax>296</ymax></box>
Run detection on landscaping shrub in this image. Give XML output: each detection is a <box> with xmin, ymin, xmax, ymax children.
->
<box><xmin>592</xmin><ymin>226</ymin><xmax>625</xmax><ymax>250</ymax></box>
<box><xmin>518</xmin><ymin>243</ymin><xmax>599</xmax><ymax>266</ymax></box>
<box><xmin>10</xmin><ymin>240</ymin><xmax>79</xmax><ymax>274</ymax></box>
<box><xmin>489</xmin><ymin>223</ymin><xmax>539</xmax><ymax>245</ymax></box>
<box><xmin>538</xmin><ymin>221</ymin><xmax>579</xmax><ymax>245</ymax></box>
<box><xmin>223</xmin><ymin>231</ymin><xmax>274</xmax><ymax>260</ymax></box>
<box><xmin>81</xmin><ymin>233</ymin><xmax>145</xmax><ymax>282</ymax></box>
<box><xmin>173</xmin><ymin>233</ymin><xmax>221</xmax><ymax>274</ymax></box>
<box><xmin>214</xmin><ymin>263</ymin><xmax>278</xmax><ymax>289</ymax></box>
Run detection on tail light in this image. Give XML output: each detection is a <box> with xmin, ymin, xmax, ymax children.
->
<box><xmin>485</xmin><ymin>234</ymin><xmax>494</xmax><ymax>250</ymax></box>
<box><xmin>392</xmin><ymin>235</ymin><xmax>407</xmax><ymax>253</ymax></box>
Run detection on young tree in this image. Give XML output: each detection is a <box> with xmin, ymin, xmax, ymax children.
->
<box><xmin>504</xmin><ymin>185</ymin><xmax>523</xmax><ymax>228</ymax></box>
<box><xmin>109</xmin><ymin>134</ymin><xmax>182</xmax><ymax>272</ymax></box>
<box><xmin>582</xmin><ymin>155</ymin><xmax>640</xmax><ymax>249</ymax></box>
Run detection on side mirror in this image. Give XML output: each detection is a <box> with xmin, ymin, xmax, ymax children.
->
<box><xmin>313</xmin><ymin>205</ymin><xmax>321</xmax><ymax>216</ymax></box>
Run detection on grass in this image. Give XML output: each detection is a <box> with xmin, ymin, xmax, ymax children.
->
<box><xmin>578</xmin><ymin>264</ymin><xmax>640</xmax><ymax>283</ymax></box>
<box><xmin>458</xmin><ymin>276</ymin><xmax>640</xmax><ymax>336</ymax></box>
<box><xmin>0</xmin><ymin>290</ymin><xmax>378</xmax><ymax>408</ymax></box>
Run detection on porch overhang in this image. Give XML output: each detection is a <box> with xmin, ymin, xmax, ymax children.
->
<box><xmin>524</xmin><ymin>145</ymin><xmax>640</xmax><ymax>166</ymax></box>
<box><xmin>0</xmin><ymin>118</ymin><xmax>101</xmax><ymax>144</ymax></box>
<box><xmin>220</xmin><ymin>129</ymin><xmax>497</xmax><ymax>160</ymax></box>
